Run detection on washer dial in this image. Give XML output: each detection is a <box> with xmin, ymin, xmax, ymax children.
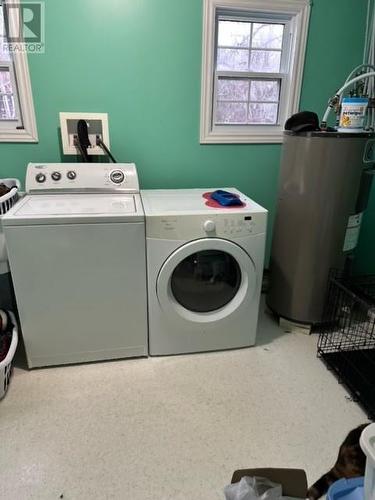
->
<box><xmin>51</xmin><ymin>172</ymin><xmax>62</xmax><ymax>181</ymax></box>
<box><xmin>67</xmin><ymin>170</ymin><xmax>77</xmax><ymax>180</ymax></box>
<box><xmin>110</xmin><ymin>170</ymin><xmax>125</xmax><ymax>184</ymax></box>
<box><xmin>35</xmin><ymin>173</ymin><xmax>46</xmax><ymax>183</ymax></box>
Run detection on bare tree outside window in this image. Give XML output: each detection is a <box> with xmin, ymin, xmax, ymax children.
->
<box><xmin>215</xmin><ymin>20</ymin><xmax>284</xmax><ymax>125</ymax></box>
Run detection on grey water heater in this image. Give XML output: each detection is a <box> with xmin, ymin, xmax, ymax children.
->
<box><xmin>267</xmin><ymin>131</ymin><xmax>375</xmax><ymax>324</ymax></box>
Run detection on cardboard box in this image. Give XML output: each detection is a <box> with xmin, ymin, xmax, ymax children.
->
<box><xmin>231</xmin><ymin>468</ymin><xmax>308</xmax><ymax>498</ymax></box>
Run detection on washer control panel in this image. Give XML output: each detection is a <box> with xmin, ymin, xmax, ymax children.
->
<box><xmin>146</xmin><ymin>213</ymin><xmax>267</xmax><ymax>239</ymax></box>
<box><xmin>26</xmin><ymin>163</ymin><xmax>140</xmax><ymax>193</ymax></box>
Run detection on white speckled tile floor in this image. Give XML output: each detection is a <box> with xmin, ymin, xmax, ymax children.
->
<box><xmin>0</xmin><ymin>300</ymin><xmax>367</xmax><ymax>500</ymax></box>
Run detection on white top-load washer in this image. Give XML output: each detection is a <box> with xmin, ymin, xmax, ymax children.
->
<box><xmin>141</xmin><ymin>188</ymin><xmax>268</xmax><ymax>356</ymax></box>
<box><xmin>3</xmin><ymin>163</ymin><xmax>148</xmax><ymax>368</ymax></box>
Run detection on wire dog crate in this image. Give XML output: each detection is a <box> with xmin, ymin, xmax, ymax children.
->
<box><xmin>317</xmin><ymin>271</ymin><xmax>375</xmax><ymax>419</ymax></box>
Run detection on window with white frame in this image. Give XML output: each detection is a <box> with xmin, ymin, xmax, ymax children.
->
<box><xmin>200</xmin><ymin>0</ymin><xmax>310</xmax><ymax>144</ymax></box>
<box><xmin>0</xmin><ymin>0</ymin><xmax>38</xmax><ymax>142</ymax></box>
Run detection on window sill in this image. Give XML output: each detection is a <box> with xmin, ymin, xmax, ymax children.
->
<box><xmin>200</xmin><ymin>128</ymin><xmax>284</xmax><ymax>144</ymax></box>
<box><xmin>0</xmin><ymin>128</ymin><xmax>38</xmax><ymax>143</ymax></box>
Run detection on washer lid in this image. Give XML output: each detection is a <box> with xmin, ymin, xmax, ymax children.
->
<box><xmin>2</xmin><ymin>194</ymin><xmax>144</xmax><ymax>225</ymax></box>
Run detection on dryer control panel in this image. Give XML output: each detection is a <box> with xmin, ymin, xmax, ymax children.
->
<box><xmin>26</xmin><ymin>163</ymin><xmax>140</xmax><ymax>194</ymax></box>
<box><xmin>146</xmin><ymin>212</ymin><xmax>267</xmax><ymax>240</ymax></box>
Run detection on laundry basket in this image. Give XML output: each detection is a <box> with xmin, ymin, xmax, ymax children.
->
<box><xmin>327</xmin><ymin>477</ymin><xmax>364</xmax><ymax>500</ymax></box>
<box><xmin>0</xmin><ymin>179</ymin><xmax>20</xmax><ymax>215</ymax></box>
<box><xmin>0</xmin><ymin>179</ymin><xmax>21</xmax><ymax>274</ymax></box>
<box><xmin>0</xmin><ymin>311</ymin><xmax>18</xmax><ymax>399</ymax></box>
<box><xmin>360</xmin><ymin>423</ymin><xmax>375</xmax><ymax>500</ymax></box>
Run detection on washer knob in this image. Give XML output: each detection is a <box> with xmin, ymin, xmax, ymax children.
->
<box><xmin>35</xmin><ymin>173</ymin><xmax>46</xmax><ymax>183</ymax></box>
<box><xmin>110</xmin><ymin>170</ymin><xmax>125</xmax><ymax>184</ymax></box>
<box><xmin>51</xmin><ymin>171</ymin><xmax>61</xmax><ymax>181</ymax></box>
<box><xmin>203</xmin><ymin>220</ymin><xmax>216</xmax><ymax>232</ymax></box>
<box><xmin>67</xmin><ymin>170</ymin><xmax>76</xmax><ymax>180</ymax></box>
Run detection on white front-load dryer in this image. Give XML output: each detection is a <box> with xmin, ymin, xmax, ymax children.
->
<box><xmin>141</xmin><ymin>188</ymin><xmax>267</xmax><ymax>355</ymax></box>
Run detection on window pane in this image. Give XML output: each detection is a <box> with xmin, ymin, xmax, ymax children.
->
<box><xmin>0</xmin><ymin>70</ymin><xmax>13</xmax><ymax>94</ymax></box>
<box><xmin>217</xmin><ymin>79</ymin><xmax>249</xmax><ymax>101</ymax></box>
<box><xmin>248</xmin><ymin>103</ymin><xmax>278</xmax><ymax>124</ymax></box>
<box><xmin>252</xmin><ymin>23</ymin><xmax>284</xmax><ymax>49</ymax></box>
<box><xmin>217</xmin><ymin>48</ymin><xmax>249</xmax><ymax>71</ymax></box>
<box><xmin>0</xmin><ymin>69</ymin><xmax>16</xmax><ymax>120</ymax></box>
<box><xmin>216</xmin><ymin>102</ymin><xmax>247</xmax><ymax>124</ymax></box>
<box><xmin>0</xmin><ymin>6</ymin><xmax>5</xmax><ymax>37</ymax></box>
<box><xmin>250</xmin><ymin>80</ymin><xmax>279</xmax><ymax>101</ymax></box>
<box><xmin>0</xmin><ymin>6</ymin><xmax>10</xmax><ymax>61</ymax></box>
<box><xmin>218</xmin><ymin>20</ymin><xmax>250</xmax><ymax>48</ymax></box>
<box><xmin>250</xmin><ymin>50</ymin><xmax>281</xmax><ymax>72</ymax></box>
<box><xmin>0</xmin><ymin>40</ymin><xmax>11</xmax><ymax>61</ymax></box>
<box><xmin>0</xmin><ymin>95</ymin><xmax>15</xmax><ymax>119</ymax></box>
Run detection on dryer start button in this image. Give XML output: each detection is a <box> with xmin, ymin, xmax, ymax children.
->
<box><xmin>203</xmin><ymin>220</ymin><xmax>216</xmax><ymax>232</ymax></box>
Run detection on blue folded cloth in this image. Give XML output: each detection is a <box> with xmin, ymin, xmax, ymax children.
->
<box><xmin>210</xmin><ymin>190</ymin><xmax>243</xmax><ymax>207</ymax></box>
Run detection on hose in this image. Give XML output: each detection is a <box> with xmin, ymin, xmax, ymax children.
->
<box><xmin>321</xmin><ymin>2</ymin><xmax>375</xmax><ymax>129</ymax></box>
<box><xmin>345</xmin><ymin>64</ymin><xmax>375</xmax><ymax>84</ymax></box>
<box><xmin>321</xmin><ymin>71</ymin><xmax>375</xmax><ymax>127</ymax></box>
<box><xmin>364</xmin><ymin>0</ymin><xmax>372</xmax><ymax>64</ymax></box>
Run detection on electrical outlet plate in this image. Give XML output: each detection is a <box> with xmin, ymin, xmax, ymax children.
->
<box><xmin>59</xmin><ymin>112</ymin><xmax>110</xmax><ymax>156</ymax></box>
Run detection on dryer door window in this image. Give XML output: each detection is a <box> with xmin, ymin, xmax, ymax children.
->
<box><xmin>171</xmin><ymin>250</ymin><xmax>241</xmax><ymax>312</ymax></box>
<box><xmin>157</xmin><ymin>238</ymin><xmax>257</xmax><ymax>324</ymax></box>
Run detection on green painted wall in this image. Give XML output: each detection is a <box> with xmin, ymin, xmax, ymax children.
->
<box><xmin>356</xmin><ymin>189</ymin><xmax>375</xmax><ymax>273</ymax></box>
<box><xmin>0</xmin><ymin>0</ymin><xmax>369</xmax><ymax>264</ymax></box>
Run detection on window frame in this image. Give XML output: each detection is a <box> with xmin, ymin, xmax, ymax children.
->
<box><xmin>0</xmin><ymin>0</ymin><xmax>38</xmax><ymax>142</ymax></box>
<box><xmin>200</xmin><ymin>0</ymin><xmax>311</xmax><ymax>144</ymax></box>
